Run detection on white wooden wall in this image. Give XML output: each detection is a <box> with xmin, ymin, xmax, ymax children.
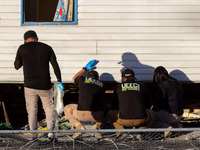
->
<box><xmin>1</xmin><ymin>0</ymin><xmax>200</xmax><ymax>83</ymax></box>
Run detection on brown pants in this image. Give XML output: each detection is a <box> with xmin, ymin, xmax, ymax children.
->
<box><xmin>107</xmin><ymin>109</ymin><xmax>154</xmax><ymax>135</ymax></box>
<box><xmin>64</xmin><ymin>104</ymin><xmax>105</xmax><ymax>129</ymax></box>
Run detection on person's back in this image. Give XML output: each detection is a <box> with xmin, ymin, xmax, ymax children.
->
<box><xmin>64</xmin><ymin>60</ymin><xmax>106</xmax><ymax>139</ymax></box>
<box><xmin>158</xmin><ymin>80</ymin><xmax>183</xmax><ymax>116</ymax></box>
<box><xmin>108</xmin><ymin>69</ymin><xmax>154</xmax><ymax>137</ymax></box>
<box><xmin>114</xmin><ymin>81</ymin><xmax>150</xmax><ymax>119</ymax></box>
<box><xmin>14</xmin><ymin>30</ymin><xmax>63</xmax><ymax>140</ymax></box>
<box><xmin>151</xmin><ymin>66</ymin><xmax>183</xmax><ymax>130</ymax></box>
<box><xmin>75</xmin><ymin>76</ymin><xmax>105</xmax><ymax>112</ymax></box>
<box><xmin>17</xmin><ymin>42</ymin><xmax>55</xmax><ymax>89</ymax></box>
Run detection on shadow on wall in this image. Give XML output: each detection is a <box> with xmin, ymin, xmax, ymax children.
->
<box><xmin>170</xmin><ymin>69</ymin><xmax>193</xmax><ymax>83</ymax></box>
<box><xmin>99</xmin><ymin>52</ymin><xmax>192</xmax><ymax>83</ymax></box>
<box><xmin>98</xmin><ymin>52</ymin><xmax>200</xmax><ymax>109</ymax></box>
<box><xmin>100</xmin><ymin>72</ymin><xmax>117</xmax><ymax>83</ymax></box>
<box><xmin>118</xmin><ymin>52</ymin><xmax>155</xmax><ymax>82</ymax></box>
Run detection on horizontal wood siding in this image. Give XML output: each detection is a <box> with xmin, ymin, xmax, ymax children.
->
<box><xmin>0</xmin><ymin>0</ymin><xmax>200</xmax><ymax>83</ymax></box>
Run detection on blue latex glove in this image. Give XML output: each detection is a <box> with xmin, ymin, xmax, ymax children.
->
<box><xmin>85</xmin><ymin>59</ymin><xmax>96</xmax><ymax>71</ymax></box>
<box><xmin>58</xmin><ymin>82</ymin><xmax>64</xmax><ymax>91</ymax></box>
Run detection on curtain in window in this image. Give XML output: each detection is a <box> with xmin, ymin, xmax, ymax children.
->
<box><xmin>54</xmin><ymin>0</ymin><xmax>73</xmax><ymax>21</ymax></box>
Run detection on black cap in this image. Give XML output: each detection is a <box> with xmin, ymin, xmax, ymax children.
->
<box><xmin>122</xmin><ymin>69</ymin><xmax>136</xmax><ymax>80</ymax></box>
<box><xmin>87</xmin><ymin>71</ymin><xmax>99</xmax><ymax>80</ymax></box>
<box><xmin>24</xmin><ymin>30</ymin><xmax>38</xmax><ymax>40</ymax></box>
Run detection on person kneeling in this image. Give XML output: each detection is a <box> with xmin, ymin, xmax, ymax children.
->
<box><xmin>107</xmin><ymin>69</ymin><xmax>154</xmax><ymax>138</ymax></box>
<box><xmin>64</xmin><ymin>60</ymin><xmax>106</xmax><ymax>139</ymax></box>
<box><xmin>151</xmin><ymin>66</ymin><xmax>184</xmax><ymax>137</ymax></box>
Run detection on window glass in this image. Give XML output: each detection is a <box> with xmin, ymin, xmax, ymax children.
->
<box><xmin>22</xmin><ymin>0</ymin><xmax>77</xmax><ymax>25</ymax></box>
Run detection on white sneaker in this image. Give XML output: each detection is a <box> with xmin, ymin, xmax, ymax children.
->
<box><xmin>48</xmin><ymin>133</ymin><xmax>55</xmax><ymax>139</ymax></box>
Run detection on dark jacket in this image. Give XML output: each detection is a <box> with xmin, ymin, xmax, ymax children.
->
<box><xmin>153</xmin><ymin>81</ymin><xmax>183</xmax><ymax>116</ymax></box>
<box><xmin>112</xmin><ymin>81</ymin><xmax>152</xmax><ymax>119</ymax></box>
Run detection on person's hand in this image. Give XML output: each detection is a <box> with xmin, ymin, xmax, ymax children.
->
<box><xmin>85</xmin><ymin>59</ymin><xmax>97</xmax><ymax>71</ymax></box>
<box><xmin>58</xmin><ymin>82</ymin><xmax>64</xmax><ymax>91</ymax></box>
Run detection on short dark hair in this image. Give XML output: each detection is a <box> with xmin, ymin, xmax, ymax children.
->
<box><xmin>87</xmin><ymin>71</ymin><xmax>99</xmax><ymax>80</ymax></box>
<box><xmin>24</xmin><ymin>30</ymin><xmax>38</xmax><ymax>40</ymax></box>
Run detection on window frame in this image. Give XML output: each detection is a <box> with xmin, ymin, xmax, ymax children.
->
<box><xmin>21</xmin><ymin>0</ymin><xmax>78</xmax><ymax>26</ymax></box>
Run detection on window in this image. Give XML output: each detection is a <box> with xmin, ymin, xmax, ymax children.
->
<box><xmin>21</xmin><ymin>0</ymin><xmax>78</xmax><ymax>26</ymax></box>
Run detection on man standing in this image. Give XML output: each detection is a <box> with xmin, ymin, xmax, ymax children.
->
<box><xmin>108</xmin><ymin>69</ymin><xmax>154</xmax><ymax>138</ymax></box>
<box><xmin>14</xmin><ymin>30</ymin><xmax>63</xmax><ymax>139</ymax></box>
<box><xmin>64</xmin><ymin>60</ymin><xmax>106</xmax><ymax>139</ymax></box>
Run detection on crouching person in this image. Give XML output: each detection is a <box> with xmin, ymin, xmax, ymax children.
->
<box><xmin>64</xmin><ymin>60</ymin><xmax>106</xmax><ymax>139</ymax></box>
<box><xmin>107</xmin><ymin>69</ymin><xmax>154</xmax><ymax>138</ymax></box>
<box><xmin>151</xmin><ymin>66</ymin><xmax>183</xmax><ymax>137</ymax></box>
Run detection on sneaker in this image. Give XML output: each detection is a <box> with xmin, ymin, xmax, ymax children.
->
<box><xmin>73</xmin><ymin>132</ymin><xmax>83</xmax><ymax>139</ymax></box>
<box><xmin>48</xmin><ymin>133</ymin><xmax>56</xmax><ymax>139</ymax></box>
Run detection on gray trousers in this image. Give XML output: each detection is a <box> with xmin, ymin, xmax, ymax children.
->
<box><xmin>151</xmin><ymin>109</ymin><xmax>182</xmax><ymax>128</ymax></box>
<box><xmin>25</xmin><ymin>87</ymin><xmax>54</xmax><ymax>130</ymax></box>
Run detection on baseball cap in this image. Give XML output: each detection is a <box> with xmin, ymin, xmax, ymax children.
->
<box><xmin>122</xmin><ymin>69</ymin><xmax>136</xmax><ymax>80</ymax></box>
<box><xmin>24</xmin><ymin>30</ymin><xmax>38</xmax><ymax>40</ymax></box>
<box><xmin>87</xmin><ymin>70</ymin><xmax>99</xmax><ymax>80</ymax></box>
